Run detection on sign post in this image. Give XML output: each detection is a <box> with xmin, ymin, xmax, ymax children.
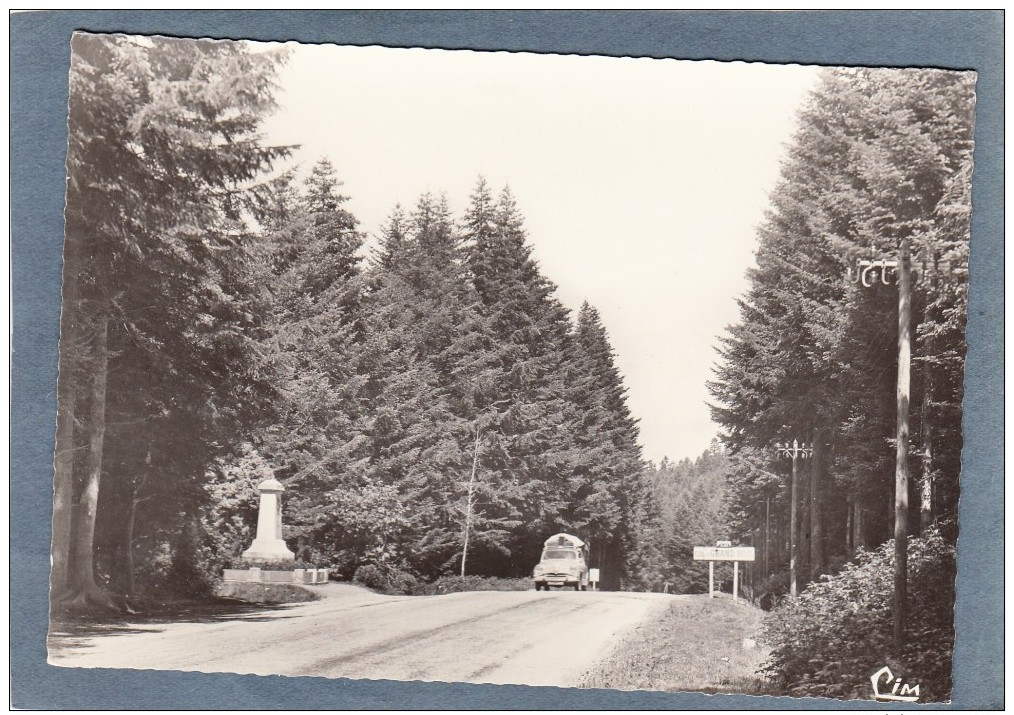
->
<box><xmin>694</xmin><ymin>544</ymin><xmax>756</xmax><ymax>603</ymax></box>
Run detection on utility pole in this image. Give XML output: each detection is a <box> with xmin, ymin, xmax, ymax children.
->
<box><xmin>849</xmin><ymin>242</ymin><xmax>910</xmax><ymax>649</ymax></box>
<box><xmin>894</xmin><ymin>234</ymin><xmax>912</xmax><ymax>651</ymax></box>
<box><xmin>846</xmin><ymin>238</ymin><xmax>955</xmax><ymax>650</ymax></box>
<box><xmin>776</xmin><ymin>440</ymin><xmax>812</xmax><ymax>597</ymax></box>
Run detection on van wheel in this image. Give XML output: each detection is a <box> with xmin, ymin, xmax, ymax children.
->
<box><xmin>534</xmin><ymin>583</ymin><xmax>542</xmax><ymax>591</ymax></box>
<box><xmin>574</xmin><ymin>584</ymin><xmax>580</xmax><ymax>591</ymax></box>
<box><xmin>580</xmin><ymin>584</ymin><xmax>587</xmax><ymax>591</ymax></box>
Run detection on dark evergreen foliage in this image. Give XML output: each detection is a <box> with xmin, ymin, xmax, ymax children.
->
<box><xmin>708</xmin><ymin>67</ymin><xmax>973</xmax><ymax>696</ymax></box>
<box><xmin>55</xmin><ymin>33</ymin><xmax>293</xmax><ymax>608</ymax></box>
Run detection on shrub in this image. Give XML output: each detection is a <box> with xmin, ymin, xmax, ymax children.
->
<box><xmin>419</xmin><ymin>575</ymin><xmax>532</xmax><ymax>595</ymax></box>
<box><xmin>760</xmin><ymin>529</ymin><xmax>955</xmax><ymax>701</ymax></box>
<box><xmin>389</xmin><ymin>570</ymin><xmax>420</xmax><ymax>595</ymax></box>
<box><xmin>755</xmin><ymin>570</ymin><xmax>790</xmax><ymax>611</ymax></box>
<box><xmin>352</xmin><ymin>563</ymin><xmax>419</xmax><ymax>595</ymax></box>
<box><xmin>353</xmin><ymin>564</ymin><xmax>389</xmax><ymax>591</ymax></box>
<box><xmin>352</xmin><ymin>569</ymin><xmax>533</xmax><ymax>596</ymax></box>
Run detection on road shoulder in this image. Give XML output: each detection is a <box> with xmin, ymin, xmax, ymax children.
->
<box><xmin>577</xmin><ymin>594</ymin><xmax>768</xmax><ymax>694</ymax></box>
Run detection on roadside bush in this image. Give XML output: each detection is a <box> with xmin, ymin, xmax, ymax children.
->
<box><xmin>755</xmin><ymin>571</ymin><xmax>790</xmax><ymax>611</ymax></box>
<box><xmin>352</xmin><ymin>569</ymin><xmax>533</xmax><ymax>596</ymax></box>
<box><xmin>353</xmin><ymin>564</ymin><xmax>389</xmax><ymax>591</ymax></box>
<box><xmin>419</xmin><ymin>575</ymin><xmax>532</xmax><ymax>595</ymax></box>
<box><xmin>760</xmin><ymin>529</ymin><xmax>955</xmax><ymax>701</ymax></box>
<box><xmin>389</xmin><ymin>569</ymin><xmax>420</xmax><ymax>595</ymax></box>
<box><xmin>352</xmin><ymin>563</ymin><xmax>419</xmax><ymax>595</ymax></box>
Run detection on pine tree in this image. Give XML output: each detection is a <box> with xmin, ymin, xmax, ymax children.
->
<box><xmin>632</xmin><ymin>451</ymin><xmax>732</xmax><ymax>594</ymax></box>
<box><xmin>708</xmin><ymin>67</ymin><xmax>974</xmax><ymax>599</ymax></box>
<box><xmin>244</xmin><ymin>160</ymin><xmax>372</xmax><ymax>569</ymax></box>
<box><xmin>563</xmin><ymin>303</ymin><xmax>644</xmax><ymax>588</ymax></box>
<box><xmin>462</xmin><ymin>180</ymin><xmax>577</xmax><ymax>571</ymax></box>
<box><xmin>55</xmin><ymin>33</ymin><xmax>290</xmax><ymax>609</ymax></box>
<box><xmin>355</xmin><ymin>193</ymin><xmax>508</xmax><ymax>577</ymax></box>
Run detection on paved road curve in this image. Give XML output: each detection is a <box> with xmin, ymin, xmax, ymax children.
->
<box><xmin>49</xmin><ymin>585</ymin><xmax>675</xmax><ymax>687</ymax></box>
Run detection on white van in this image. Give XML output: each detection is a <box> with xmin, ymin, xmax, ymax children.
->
<box><xmin>532</xmin><ymin>533</ymin><xmax>589</xmax><ymax>591</ymax></box>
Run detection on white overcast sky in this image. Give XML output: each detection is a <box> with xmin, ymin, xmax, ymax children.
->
<box><xmin>258</xmin><ymin>43</ymin><xmax>821</xmax><ymax>465</ymax></box>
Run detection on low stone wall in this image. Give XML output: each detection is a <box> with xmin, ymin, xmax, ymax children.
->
<box><xmin>292</xmin><ymin>568</ymin><xmax>330</xmax><ymax>584</ymax></box>
<box><xmin>222</xmin><ymin>567</ymin><xmax>330</xmax><ymax>584</ymax></box>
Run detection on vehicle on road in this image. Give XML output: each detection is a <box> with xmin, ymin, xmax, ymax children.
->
<box><xmin>532</xmin><ymin>533</ymin><xmax>589</xmax><ymax>591</ymax></box>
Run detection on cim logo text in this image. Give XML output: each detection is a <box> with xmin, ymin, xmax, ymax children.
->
<box><xmin>870</xmin><ymin>665</ymin><xmax>920</xmax><ymax>702</ymax></box>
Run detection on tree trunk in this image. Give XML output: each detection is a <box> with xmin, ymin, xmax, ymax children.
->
<box><xmin>920</xmin><ymin>369</ymin><xmax>934</xmax><ymax>533</ymax></box>
<box><xmin>810</xmin><ymin>432</ymin><xmax>825</xmax><ymax>578</ymax></box>
<box><xmin>65</xmin><ymin>310</ymin><xmax>115</xmax><ymax>609</ymax></box>
<box><xmin>461</xmin><ymin>429</ymin><xmax>480</xmax><ymax>578</ymax></box>
<box><xmin>51</xmin><ymin>236</ymin><xmax>85</xmax><ymax>607</ymax></box>
<box><xmin>123</xmin><ymin>493</ymin><xmax>139</xmax><ymax>597</ymax></box>
<box><xmin>764</xmin><ymin>494</ymin><xmax>771</xmax><ymax>579</ymax></box>
<box><xmin>853</xmin><ymin>498</ymin><xmax>864</xmax><ymax>551</ymax></box>
<box><xmin>845</xmin><ymin>496</ymin><xmax>853</xmax><ymax>554</ymax></box>
<box><xmin>51</xmin><ymin>370</ymin><xmax>77</xmax><ymax>605</ymax></box>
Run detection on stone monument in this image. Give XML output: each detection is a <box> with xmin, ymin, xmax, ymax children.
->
<box><xmin>241</xmin><ymin>477</ymin><xmax>295</xmax><ymax>561</ymax></box>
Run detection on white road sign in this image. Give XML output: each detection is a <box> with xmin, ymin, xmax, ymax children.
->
<box><xmin>693</xmin><ymin>546</ymin><xmax>756</xmax><ymax>562</ymax></box>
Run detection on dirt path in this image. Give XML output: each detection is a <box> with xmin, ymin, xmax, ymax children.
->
<box><xmin>49</xmin><ymin>585</ymin><xmax>675</xmax><ymax>687</ymax></box>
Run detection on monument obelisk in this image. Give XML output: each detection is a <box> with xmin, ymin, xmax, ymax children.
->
<box><xmin>241</xmin><ymin>477</ymin><xmax>295</xmax><ymax>561</ymax></box>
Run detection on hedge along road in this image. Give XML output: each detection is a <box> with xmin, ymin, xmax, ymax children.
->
<box><xmin>49</xmin><ymin>584</ymin><xmax>676</xmax><ymax>686</ymax></box>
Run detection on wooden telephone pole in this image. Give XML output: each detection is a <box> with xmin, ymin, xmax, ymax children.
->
<box><xmin>893</xmin><ymin>235</ymin><xmax>912</xmax><ymax>650</ymax></box>
<box><xmin>847</xmin><ymin>240</ymin><xmax>967</xmax><ymax>649</ymax></box>
<box><xmin>776</xmin><ymin>440</ymin><xmax>812</xmax><ymax>597</ymax></box>
<box><xmin>848</xmin><ymin>237</ymin><xmax>912</xmax><ymax>650</ymax></box>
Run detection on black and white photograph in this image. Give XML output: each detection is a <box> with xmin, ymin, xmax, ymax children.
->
<box><xmin>45</xmin><ymin>31</ymin><xmax>977</xmax><ymax>703</ymax></box>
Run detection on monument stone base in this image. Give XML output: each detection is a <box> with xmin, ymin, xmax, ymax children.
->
<box><xmin>242</xmin><ymin>539</ymin><xmax>295</xmax><ymax>561</ymax></box>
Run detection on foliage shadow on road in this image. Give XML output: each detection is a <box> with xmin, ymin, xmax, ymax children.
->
<box><xmin>48</xmin><ymin>598</ymin><xmax>296</xmax><ymax>655</ymax></box>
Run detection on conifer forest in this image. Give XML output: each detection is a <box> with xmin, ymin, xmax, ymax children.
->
<box><xmin>50</xmin><ymin>33</ymin><xmax>974</xmax><ymax>698</ymax></box>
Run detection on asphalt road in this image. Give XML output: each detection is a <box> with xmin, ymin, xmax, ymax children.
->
<box><xmin>49</xmin><ymin>584</ymin><xmax>675</xmax><ymax>687</ymax></box>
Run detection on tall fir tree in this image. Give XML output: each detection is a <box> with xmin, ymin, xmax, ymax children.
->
<box><xmin>55</xmin><ymin>33</ymin><xmax>291</xmax><ymax>608</ymax></box>
<box><xmin>462</xmin><ymin>180</ymin><xmax>578</xmax><ymax>572</ymax></box>
<box><xmin>709</xmin><ymin>67</ymin><xmax>974</xmax><ymax>599</ymax></box>
<box><xmin>563</xmin><ymin>303</ymin><xmax>644</xmax><ymax>588</ymax></box>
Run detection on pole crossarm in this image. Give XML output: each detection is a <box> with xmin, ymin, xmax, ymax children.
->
<box><xmin>775</xmin><ymin>439</ymin><xmax>813</xmax><ymax>460</ymax></box>
<box><xmin>846</xmin><ymin>251</ymin><xmax>965</xmax><ymax>288</ymax></box>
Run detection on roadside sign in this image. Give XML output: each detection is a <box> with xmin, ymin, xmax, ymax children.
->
<box><xmin>694</xmin><ymin>545</ymin><xmax>755</xmax><ymax>603</ymax></box>
<box><xmin>693</xmin><ymin>546</ymin><xmax>755</xmax><ymax>562</ymax></box>
<box><xmin>589</xmin><ymin>568</ymin><xmax>600</xmax><ymax>582</ymax></box>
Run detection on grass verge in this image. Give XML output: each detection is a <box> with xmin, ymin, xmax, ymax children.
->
<box><xmin>215</xmin><ymin>580</ymin><xmax>322</xmax><ymax>604</ymax></box>
<box><xmin>578</xmin><ymin>594</ymin><xmax>769</xmax><ymax>694</ymax></box>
